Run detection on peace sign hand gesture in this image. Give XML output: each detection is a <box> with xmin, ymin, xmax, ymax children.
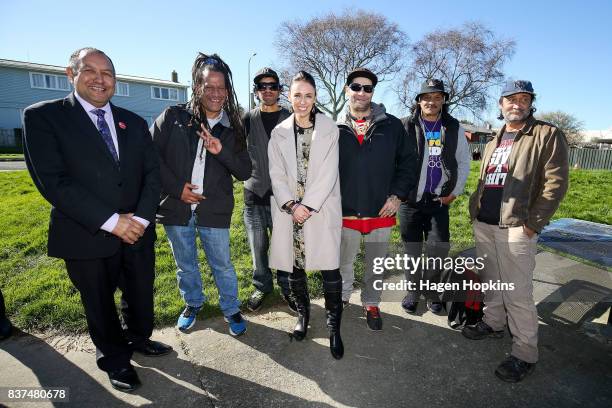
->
<box><xmin>197</xmin><ymin>123</ymin><xmax>223</xmax><ymax>155</ymax></box>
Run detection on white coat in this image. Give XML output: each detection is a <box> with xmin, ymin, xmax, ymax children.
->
<box><xmin>268</xmin><ymin>113</ymin><xmax>342</xmax><ymax>272</ymax></box>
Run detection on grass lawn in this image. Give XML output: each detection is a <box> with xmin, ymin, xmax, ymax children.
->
<box><xmin>1</xmin><ymin>163</ymin><xmax>610</xmax><ymax>333</ymax></box>
<box><xmin>0</xmin><ymin>154</ymin><xmax>25</xmax><ymax>161</ymax></box>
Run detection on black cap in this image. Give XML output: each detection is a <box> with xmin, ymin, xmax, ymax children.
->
<box><xmin>253</xmin><ymin>67</ymin><xmax>279</xmax><ymax>84</ymax></box>
<box><xmin>346</xmin><ymin>67</ymin><xmax>378</xmax><ymax>87</ymax></box>
<box><xmin>415</xmin><ymin>78</ymin><xmax>449</xmax><ymax>101</ymax></box>
<box><xmin>501</xmin><ymin>79</ymin><xmax>535</xmax><ymax>97</ymax></box>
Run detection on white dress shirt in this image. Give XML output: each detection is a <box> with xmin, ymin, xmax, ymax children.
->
<box><xmin>74</xmin><ymin>92</ymin><xmax>149</xmax><ymax>232</ymax></box>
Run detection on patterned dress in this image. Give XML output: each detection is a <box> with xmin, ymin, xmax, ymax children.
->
<box><xmin>293</xmin><ymin>123</ymin><xmax>313</xmax><ymax>269</ymax></box>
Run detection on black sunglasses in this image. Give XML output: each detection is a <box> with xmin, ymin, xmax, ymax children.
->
<box><xmin>349</xmin><ymin>83</ymin><xmax>374</xmax><ymax>93</ymax></box>
<box><xmin>256</xmin><ymin>83</ymin><xmax>280</xmax><ymax>91</ymax></box>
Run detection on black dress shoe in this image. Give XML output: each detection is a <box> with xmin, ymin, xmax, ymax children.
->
<box><xmin>108</xmin><ymin>367</ymin><xmax>141</xmax><ymax>392</ymax></box>
<box><xmin>0</xmin><ymin>317</ymin><xmax>12</xmax><ymax>340</ymax></box>
<box><xmin>134</xmin><ymin>339</ymin><xmax>173</xmax><ymax>357</ymax></box>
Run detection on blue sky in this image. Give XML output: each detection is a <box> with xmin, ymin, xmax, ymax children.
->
<box><xmin>1</xmin><ymin>0</ymin><xmax>611</xmax><ymax>129</ymax></box>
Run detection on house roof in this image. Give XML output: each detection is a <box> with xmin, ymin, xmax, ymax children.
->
<box><xmin>462</xmin><ymin>123</ymin><xmax>495</xmax><ymax>134</ymax></box>
<box><xmin>0</xmin><ymin>58</ymin><xmax>189</xmax><ymax>88</ymax></box>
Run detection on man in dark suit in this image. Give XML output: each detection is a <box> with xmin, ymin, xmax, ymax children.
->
<box><xmin>0</xmin><ymin>288</ymin><xmax>12</xmax><ymax>340</ymax></box>
<box><xmin>24</xmin><ymin>47</ymin><xmax>170</xmax><ymax>392</ymax></box>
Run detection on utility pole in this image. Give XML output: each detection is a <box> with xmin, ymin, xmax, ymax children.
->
<box><xmin>247</xmin><ymin>52</ymin><xmax>257</xmax><ymax>110</ymax></box>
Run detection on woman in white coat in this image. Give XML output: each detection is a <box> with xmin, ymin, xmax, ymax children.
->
<box><xmin>268</xmin><ymin>71</ymin><xmax>343</xmax><ymax>359</ymax></box>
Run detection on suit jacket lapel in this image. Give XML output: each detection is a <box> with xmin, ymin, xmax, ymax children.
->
<box><xmin>64</xmin><ymin>93</ymin><xmax>120</xmax><ymax>169</ymax></box>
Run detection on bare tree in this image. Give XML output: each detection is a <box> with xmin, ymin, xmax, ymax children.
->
<box><xmin>398</xmin><ymin>22</ymin><xmax>515</xmax><ymax>118</ymax></box>
<box><xmin>275</xmin><ymin>10</ymin><xmax>408</xmax><ymax>119</ymax></box>
<box><xmin>538</xmin><ymin>111</ymin><xmax>585</xmax><ymax>145</ymax></box>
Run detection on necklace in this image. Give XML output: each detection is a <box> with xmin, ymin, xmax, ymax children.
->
<box><xmin>420</xmin><ymin>113</ymin><xmax>440</xmax><ymax>134</ymax></box>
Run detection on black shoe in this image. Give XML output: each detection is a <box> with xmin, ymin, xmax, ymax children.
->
<box><xmin>401</xmin><ymin>295</ymin><xmax>418</xmax><ymax>314</ymax></box>
<box><xmin>462</xmin><ymin>320</ymin><xmax>504</xmax><ymax>340</ymax></box>
<box><xmin>365</xmin><ymin>306</ymin><xmax>382</xmax><ymax>331</ymax></box>
<box><xmin>282</xmin><ymin>293</ymin><xmax>298</xmax><ymax>313</ymax></box>
<box><xmin>0</xmin><ymin>316</ymin><xmax>12</xmax><ymax>340</ymax></box>
<box><xmin>108</xmin><ymin>367</ymin><xmax>141</xmax><ymax>392</ymax></box>
<box><xmin>133</xmin><ymin>339</ymin><xmax>173</xmax><ymax>357</ymax></box>
<box><xmin>427</xmin><ymin>301</ymin><xmax>444</xmax><ymax>314</ymax></box>
<box><xmin>247</xmin><ymin>289</ymin><xmax>267</xmax><ymax>312</ymax></box>
<box><xmin>495</xmin><ymin>355</ymin><xmax>536</xmax><ymax>382</ymax></box>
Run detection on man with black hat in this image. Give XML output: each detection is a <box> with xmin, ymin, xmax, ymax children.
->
<box><xmin>243</xmin><ymin>67</ymin><xmax>294</xmax><ymax>312</ymax></box>
<box><xmin>463</xmin><ymin>80</ymin><xmax>569</xmax><ymax>382</ymax></box>
<box><xmin>398</xmin><ymin>79</ymin><xmax>470</xmax><ymax>314</ymax></box>
<box><xmin>337</xmin><ymin>67</ymin><xmax>417</xmax><ymax>330</ymax></box>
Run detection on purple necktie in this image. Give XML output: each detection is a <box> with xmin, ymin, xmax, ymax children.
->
<box><xmin>91</xmin><ymin>109</ymin><xmax>119</xmax><ymax>163</ymax></box>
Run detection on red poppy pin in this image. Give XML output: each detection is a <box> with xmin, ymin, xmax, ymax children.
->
<box><xmin>118</xmin><ymin>122</ymin><xmax>127</xmax><ymax>129</ymax></box>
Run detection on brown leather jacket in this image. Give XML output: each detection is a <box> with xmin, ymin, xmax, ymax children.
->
<box><xmin>469</xmin><ymin>116</ymin><xmax>569</xmax><ymax>232</ymax></box>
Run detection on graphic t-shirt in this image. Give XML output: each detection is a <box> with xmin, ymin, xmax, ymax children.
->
<box><xmin>422</xmin><ymin>119</ymin><xmax>443</xmax><ymax>193</ymax></box>
<box><xmin>477</xmin><ymin>131</ymin><xmax>517</xmax><ymax>224</ymax></box>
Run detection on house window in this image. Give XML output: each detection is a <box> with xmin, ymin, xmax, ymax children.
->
<box><xmin>115</xmin><ymin>82</ymin><xmax>129</xmax><ymax>96</ymax></box>
<box><xmin>151</xmin><ymin>86</ymin><xmax>178</xmax><ymax>101</ymax></box>
<box><xmin>30</xmin><ymin>72</ymin><xmax>71</xmax><ymax>91</ymax></box>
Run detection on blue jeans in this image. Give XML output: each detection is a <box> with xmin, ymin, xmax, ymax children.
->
<box><xmin>243</xmin><ymin>203</ymin><xmax>289</xmax><ymax>295</ymax></box>
<box><xmin>164</xmin><ymin>214</ymin><xmax>241</xmax><ymax>317</ymax></box>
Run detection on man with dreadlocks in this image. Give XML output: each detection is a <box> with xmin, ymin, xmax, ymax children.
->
<box><xmin>151</xmin><ymin>53</ymin><xmax>251</xmax><ymax>336</ymax></box>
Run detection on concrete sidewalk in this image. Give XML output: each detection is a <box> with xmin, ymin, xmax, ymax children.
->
<box><xmin>0</xmin><ymin>161</ymin><xmax>26</xmax><ymax>171</ymax></box>
<box><xmin>1</xmin><ymin>251</ymin><xmax>611</xmax><ymax>407</ymax></box>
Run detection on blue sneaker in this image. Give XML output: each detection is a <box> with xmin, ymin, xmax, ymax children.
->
<box><xmin>177</xmin><ymin>306</ymin><xmax>200</xmax><ymax>332</ymax></box>
<box><xmin>224</xmin><ymin>312</ymin><xmax>247</xmax><ymax>337</ymax></box>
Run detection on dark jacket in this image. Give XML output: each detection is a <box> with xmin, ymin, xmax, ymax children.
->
<box><xmin>151</xmin><ymin>105</ymin><xmax>251</xmax><ymax>228</ymax></box>
<box><xmin>469</xmin><ymin>116</ymin><xmax>569</xmax><ymax>232</ymax></box>
<box><xmin>337</xmin><ymin>103</ymin><xmax>418</xmax><ymax>218</ymax></box>
<box><xmin>401</xmin><ymin>111</ymin><xmax>470</xmax><ymax>203</ymax></box>
<box><xmin>23</xmin><ymin>93</ymin><xmax>160</xmax><ymax>259</ymax></box>
<box><xmin>243</xmin><ymin>107</ymin><xmax>291</xmax><ymax>198</ymax></box>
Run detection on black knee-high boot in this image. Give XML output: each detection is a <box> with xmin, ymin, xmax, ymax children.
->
<box><xmin>323</xmin><ymin>278</ymin><xmax>344</xmax><ymax>359</ymax></box>
<box><xmin>289</xmin><ymin>273</ymin><xmax>310</xmax><ymax>341</ymax></box>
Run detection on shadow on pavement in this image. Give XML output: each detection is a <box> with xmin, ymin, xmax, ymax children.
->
<box><xmin>1</xmin><ymin>330</ymin><xmax>128</xmax><ymax>407</ymax></box>
<box><xmin>193</xmin><ymin>299</ymin><xmax>611</xmax><ymax>408</ymax></box>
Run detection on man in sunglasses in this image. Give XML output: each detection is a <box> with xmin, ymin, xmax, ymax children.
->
<box><xmin>337</xmin><ymin>67</ymin><xmax>418</xmax><ymax>330</ymax></box>
<box><xmin>398</xmin><ymin>79</ymin><xmax>470</xmax><ymax>315</ymax></box>
<box><xmin>242</xmin><ymin>68</ymin><xmax>294</xmax><ymax>312</ymax></box>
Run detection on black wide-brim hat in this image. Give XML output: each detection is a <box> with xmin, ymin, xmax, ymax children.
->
<box><xmin>415</xmin><ymin>78</ymin><xmax>449</xmax><ymax>101</ymax></box>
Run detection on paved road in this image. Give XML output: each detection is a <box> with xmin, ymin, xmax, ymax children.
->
<box><xmin>0</xmin><ymin>161</ymin><xmax>26</xmax><ymax>171</ymax></box>
<box><xmin>1</xmin><ymin>251</ymin><xmax>610</xmax><ymax>407</ymax></box>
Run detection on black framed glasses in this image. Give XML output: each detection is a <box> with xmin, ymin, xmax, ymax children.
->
<box><xmin>256</xmin><ymin>82</ymin><xmax>280</xmax><ymax>91</ymax></box>
<box><xmin>349</xmin><ymin>83</ymin><xmax>374</xmax><ymax>93</ymax></box>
